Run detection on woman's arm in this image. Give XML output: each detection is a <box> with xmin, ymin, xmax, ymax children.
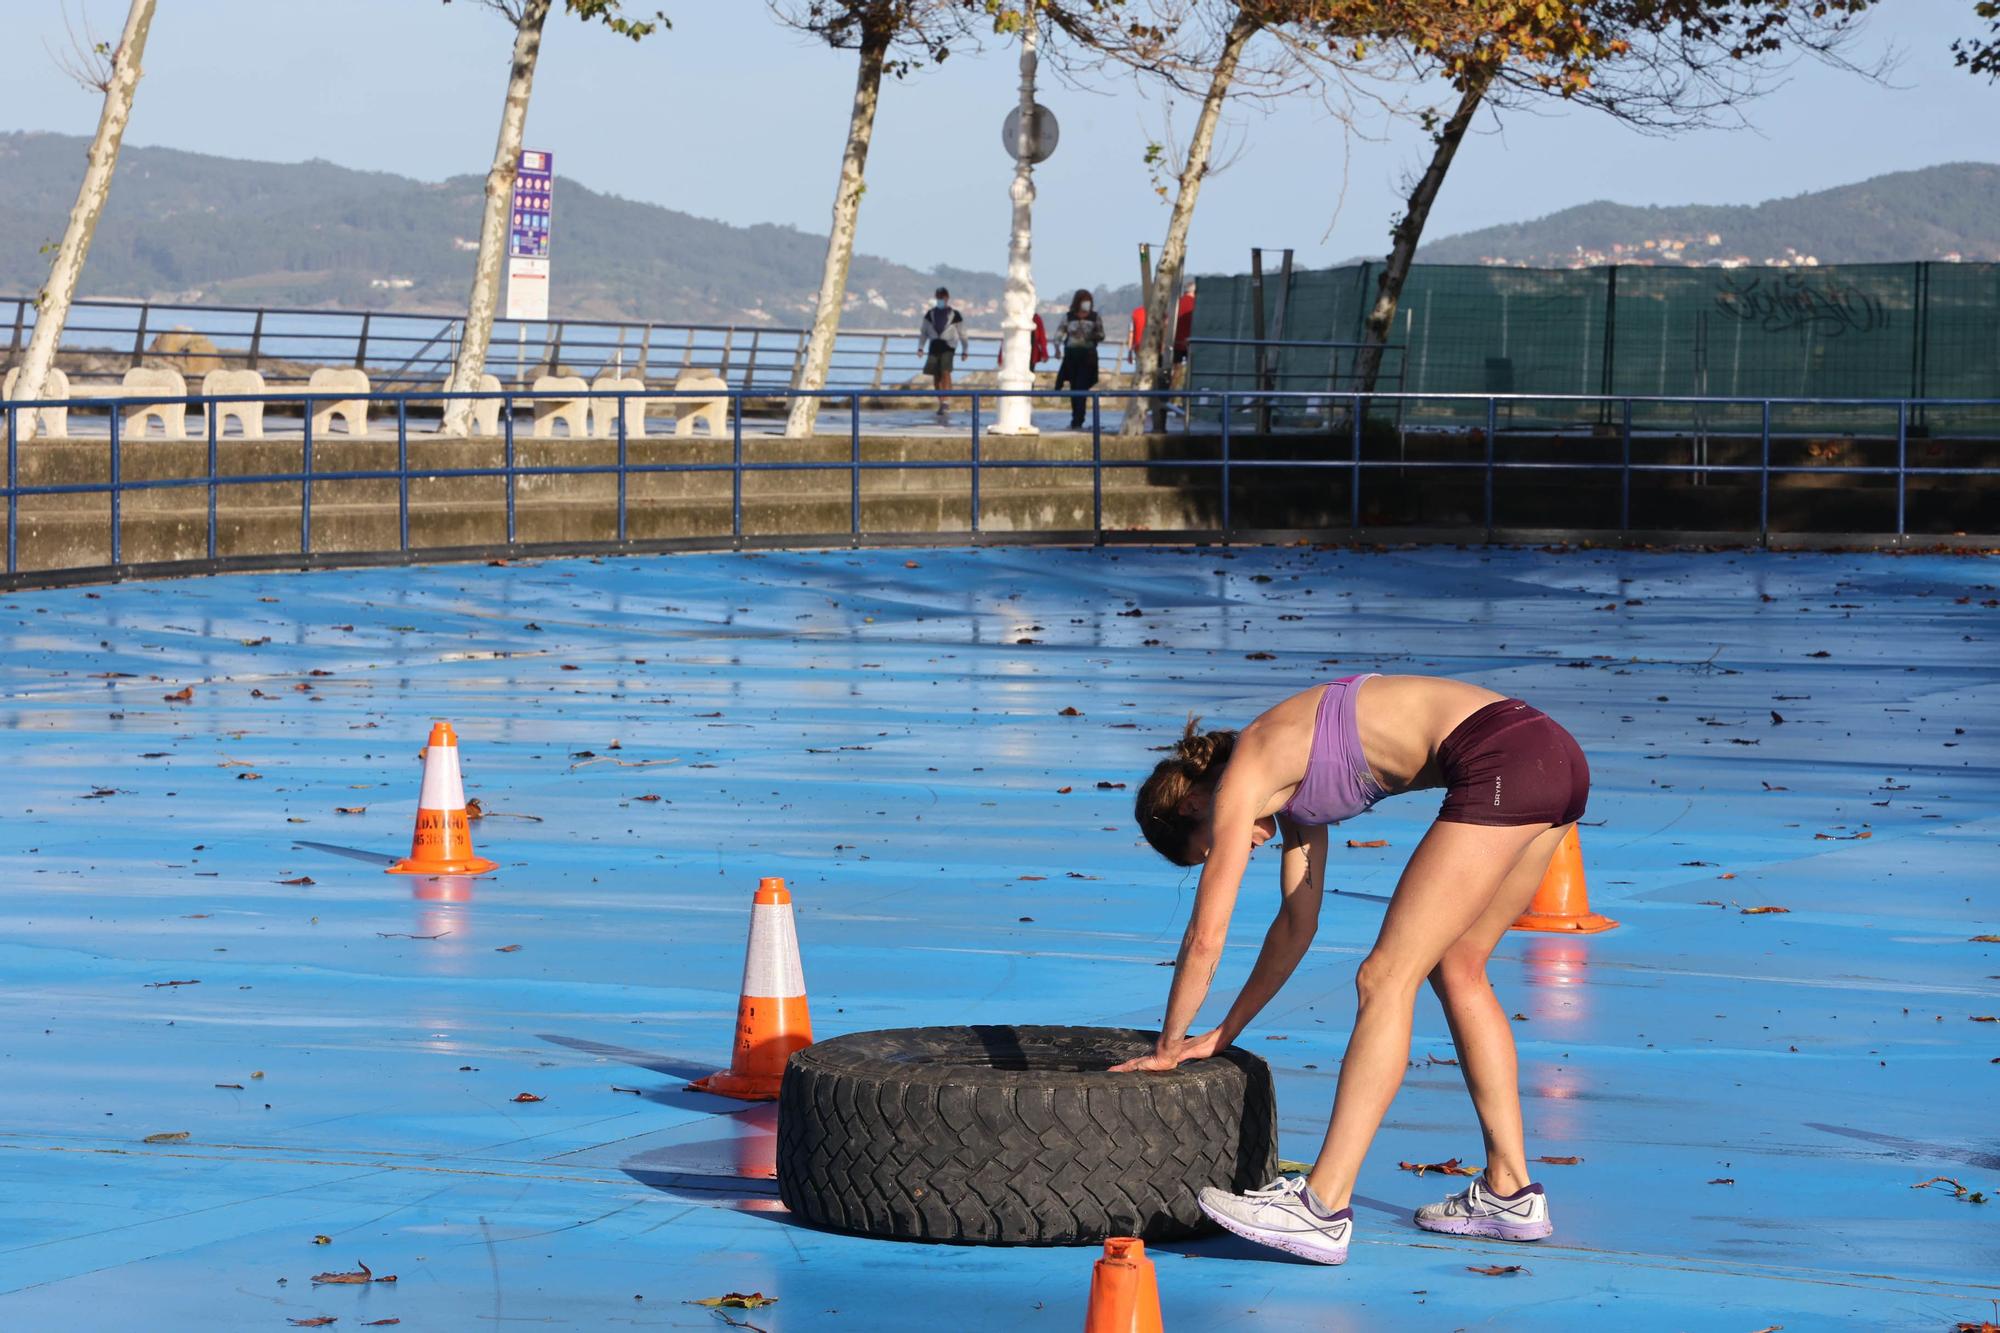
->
<box><xmin>1112</xmin><ymin>774</ymin><xmax>1263</xmax><ymax>1072</ymax></box>
<box><xmin>1211</xmin><ymin>820</ymin><xmax>1324</xmax><ymax>1044</ymax></box>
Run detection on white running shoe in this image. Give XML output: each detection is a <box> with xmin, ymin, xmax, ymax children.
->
<box><xmin>1197</xmin><ymin>1175</ymin><xmax>1352</xmax><ymax>1265</ymax></box>
<box><xmin>1413</xmin><ymin>1175</ymin><xmax>1553</xmax><ymax>1241</ymax></box>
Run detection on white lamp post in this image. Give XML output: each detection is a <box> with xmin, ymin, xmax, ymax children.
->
<box><xmin>993</xmin><ymin>16</ymin><xmax>1055</xmax><ymax>436</ymax></box>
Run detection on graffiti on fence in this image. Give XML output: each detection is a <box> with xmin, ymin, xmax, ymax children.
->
<box><xmin>1713</xmin><ymin>271</ymin><xmax>1891</xmax><ymax>338</ymax></box>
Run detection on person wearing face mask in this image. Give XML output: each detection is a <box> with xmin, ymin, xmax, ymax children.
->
<box><xmin>918</xmin><ymin>286</ymin><xmax>970</xmax><ymax>424</ymax></box>
<box><xmin>1053</xmin><ymin>289</ymin><xmax>1105</xmax><ymax>431</ymax></box>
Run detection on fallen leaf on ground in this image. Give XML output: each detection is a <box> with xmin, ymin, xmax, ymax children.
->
<box><xmin>1398</xmin><ymin>1158</ymin><xmax>1478</xmax><ymax>1177</ymax></box>
<box><xmin>279</xmin><ymin>876</ymin><xmax>316</xmax><ymax>887</ymax></box>
<box><xmin>611</xmin><ymin>1086</ymin><xmax>642</xmax><ymax>1095</ymax></box>
<box><xmin>361</xmin><ymin>1322</ymin><xmax>401</xmax><ymax>1327</ymax></box>
<box><xmin>145</xmin><ymin>979</ymin><xmax>200</xmax><ymax>988</ymax></box>
<box><xmin>215</xmin><ymin>1082</ymin><xmax>244</xmax><ymax>1090</ymax></box>
<box><xmin>1095</xmin><ymin>781</ymin><xmax>1126</xmax><ymax>790</ymax></box>
<box><xmin>1018</xmin><ymin>875</ymin><xmax>1046</xmax><ymax>881</ymax></box>
<box><xmin>143</xmin><ymin>1131</ymin><xmax>190</xmax><ymax>1144</ymax></box>
<box><xmin>312</xmin><ymin>1260</ymin><xmax>396</xmax><ymax>1285</ymax></box>
<box><xmin>1425</xmin><ymin>1053</ymin><xmax>1459</xmax><ymax>1066</ymax></box>
<box><xmin>1245</xmin><ymin>651</ymin><xmax>1276</xmax><ymax>660</ymax></box>
<box><xmin>1739</xmin><ymin>905</ymin><xmax>1790</xmax><ymax>915</ymax></box>
<box><xmin>1466</xmin><ymin>1265</ymin><xmax>1526</xmax><ymax>1276</ymax></box>
<box><xmin>689</xmin><ymin>1294</ymin><xmax>778</xmax><ymax>1310</ymax></box>
<box><xmin>1709</xmin><ymin>1177</ymin><xmax>1736</xmax><ymax>1185</ymax></box>
<box><xmin>334</xmin><ymin>806</ymin><xmax>365</xmax><ymax>815</ymax></box>
<box><xmin>163</xmin><ymin>686</ymin><xmax>194</xmax><ymax>703</ymax></box>
<box><xmin>1971</xmin><ymin>935</ymin><xmax>2000</xmax><ymax>943</ymax></box>
<box><xmin>1972</xmin><ymin>1016</ymin><xmax>1997</xmax><ymax>1023</ymax></box>
<box><xmin>287</xmin><ymin>1319</ymin><xmax>337</xmax><ymax>1328</ymax></box>
<box><xmin>1912</xmin><ymin>1176</ymin><xmax>1988</xmax><ymax>1203</ymax></box>
<box><xmin>495</xmin><ymin>944</ymin><xmax>522</xmax><ymax>953</ymax></box>
<box><xmin>312</xmin><ymin>1234</ymin><xmax>332</xmax><ymax>1244</ymax></box>
<box><xmin>1058</xmin><ymin>706</ymin><xmax>1082</xmax><ymax>717</ymax></box>
<box><xmin>512</xmin><ymin>1093</ymin><xmax>544</xmax><ymax>1103</ymax></box>
<box><xmin>1346</xmin><ymin>839</ymin><xmax>1390</xmax><ymax>849</ymax></box>
<box><xmin>1055</xmin><ymin>786</ymin><xmax>1073</xmax><ymax>794</ymax></box>
<box><xmin>1535</xmin><ymin>1156</ymin><xmax>1583</xmax><ymax>1166</ymax></box>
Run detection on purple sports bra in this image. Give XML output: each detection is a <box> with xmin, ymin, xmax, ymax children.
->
<box><xmin>1280</xmin><ymin>674</ymin><xmax>1386</xmax><ymax>826</ymax></box>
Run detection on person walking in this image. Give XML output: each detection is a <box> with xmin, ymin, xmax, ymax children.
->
<box><xmin>919</xmin><ymin>287</ymin><xmax>969</xmax><ymax>424</ymax></box>
<box><xmin>1053</xmin><ymin>289</ymin><xmax>1105</xmax><ymax>431</ymax></box>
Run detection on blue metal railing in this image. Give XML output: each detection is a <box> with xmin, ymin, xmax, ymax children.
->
<box><xmin>3</xmin><ymin>386</ymin><xmax>1997</xmax><ymax>581</ymax></box>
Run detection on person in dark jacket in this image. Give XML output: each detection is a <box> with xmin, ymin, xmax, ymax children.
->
<box><xmin>1053</xmin><ymin>289</ymin><xmax>1105</xmax><ymax>430</ymax></box>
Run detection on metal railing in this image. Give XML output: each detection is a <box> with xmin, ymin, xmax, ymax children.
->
<box><xmin>2</xmin><ymin>295</ymin><xmax>1126</xmax><ymax>396</ymax></box>
<box><xmin>3</xmin><ymin>386</ymin><xmax>1995</xmax><ymax>584</ymax></box>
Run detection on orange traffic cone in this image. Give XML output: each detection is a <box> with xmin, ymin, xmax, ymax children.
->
<box><xmin>387</xmin><ymin>721</ymin><xmax>497</xmax><ymax>876</ymax></box>
<box><xmin>1084</xmin><ymin>1237</ymin><xmax>1164</xmax><ymax>1333</ymax></box>
<box><xmin>689</xmin><ymin>877</ymin><xmax>813</xmax><ymax>1101</ymax></box>
<box><xmin>1510</xmin><ymin>826</ymin><xmax>1616</xmax><ymax>933</ymax></box>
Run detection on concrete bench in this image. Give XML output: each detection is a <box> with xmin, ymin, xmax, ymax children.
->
<box><xmin>532</xmin><ymin>375</ymin><xmax>589</xmax><ymax>439</ymax></box>
<box><xmin>202</xmin><ymin>369</ymin><xmax>267</xmax><ymax>438</ymax></box>
<box><xmin>441</xmin><ymin>373</ymin><xmax>505</xmax><ymax>436</ymax></box>
<box><xmin>2</xmin><ymin>365</ymin><xmax>71</xmax><ymax>439</ymax></box>
<box><xmin>121</xmin><ymin>367</ymin><xmax>188</xmax><ymax>439</ymax></box>
<box><xmin>308</xmin><ymin>368</ymin><xmax>370</xmax><ymax>437</ymax></box>
<box><xmin>590</xmin><ymin>374</ymin><xmax>648</xmax><ymax>439</ymax></box>
<box><xmin>672</xmin><ymin>370</ymin><xmax>729</xmax><ymax>439</ymax></box>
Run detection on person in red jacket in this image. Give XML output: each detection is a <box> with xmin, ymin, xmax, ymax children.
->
<box><xmin>996</xmin><ymin>312</ymin><xmax>1048</xmax><ymax>370</ymax></box>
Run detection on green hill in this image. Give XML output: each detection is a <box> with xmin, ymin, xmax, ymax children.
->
<box><xmin>1414</xmin><ymin>163</ymin><xmax>2000</xmax><ymax>267</ymax></box>
<box><xmin>1</xmin><ymin>131</ymin><xmax>1130</xmax><ymax>326</ymax></box>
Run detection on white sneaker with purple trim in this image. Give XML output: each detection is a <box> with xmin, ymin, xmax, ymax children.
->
<box><xmin>1196</xmin><ymin>1175</ymin><xmax>1353</xmax><ymax>1265</ymax></box>
<box><xmin>1413</xmin><ymin>1175</ymin><xmax>1553</xmax><ymax>1241</ymax></box>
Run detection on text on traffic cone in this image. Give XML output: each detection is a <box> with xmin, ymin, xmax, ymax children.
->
<box><xmin>1084</xmin><ymin>1237</ymin><xmax>1164</xmax><ymax>1333</ymax></box>
<box><xmin>387</xmin><ymin>721</ymin><xmax>498</xmax><ymax>876</ymax></box>
<box><xmin>1510</xmin><ymin>826</ymin><xmax>1616</xmax><ymax>934</ymax></box>
<box><xmin>690</xmin><ymin>877</ymin><xmax>813</xmax><ymax>1100</ymax></box>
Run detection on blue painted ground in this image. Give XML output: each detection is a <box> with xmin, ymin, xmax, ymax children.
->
<box><xmin>1</xmin><ymin>544</ymin><xmax>1995</xmax><ymax>1332</ymax></box>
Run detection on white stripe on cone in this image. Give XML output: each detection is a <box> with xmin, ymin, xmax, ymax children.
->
<box><xmin>741</xmin><ymin>902</ymin><xmax>807</xmax><ymax>998</ymax></box>
<box><xmin>417</xmin><ymin>740</ymin><xmax>468</xmax><ymax>810</ymax></box>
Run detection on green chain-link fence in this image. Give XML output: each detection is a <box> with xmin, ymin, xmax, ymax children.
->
<box><xmin>1188</xmin><ymin>260</ymin><xmax>2000</xmax><ymax>436</ymax></box>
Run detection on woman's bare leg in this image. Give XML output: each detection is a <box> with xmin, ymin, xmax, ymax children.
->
<box><xmin>1303</xmin><ymin>819</ymin><xmax>1552</xmax><ymax>1211</ymax></box>
<box><xmin>1428</xmin><ymin>822</ymin><xmax>1573</xmax><ymax>1196</ymax></box>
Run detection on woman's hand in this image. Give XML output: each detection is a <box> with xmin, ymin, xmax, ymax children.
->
<box><xmin>1110</xmin><ymin>1028</ymin><xmax>1226</xmax><ymax>1073</ymax></box>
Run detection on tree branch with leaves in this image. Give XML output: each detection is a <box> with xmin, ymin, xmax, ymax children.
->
<box><xmin>779</xmin><ymin>1</ymin><xmax>977</xmax><ymax>438</ymax></box>
<box><xmin>439</xmin><ymin>0</ymin><xmax>668</xmax><ymax>438</ymax></box>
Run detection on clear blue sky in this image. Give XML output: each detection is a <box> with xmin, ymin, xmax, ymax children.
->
<box><xmin>1</xmin><ymin>1</ymin><xmax>1993</xmax><ymax>291</ymax></box>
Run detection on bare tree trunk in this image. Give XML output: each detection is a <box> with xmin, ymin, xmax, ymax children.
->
<box><xmin>9</xmin><ymin>0</ymin><xmax>155</xmax><ymax>441</ymax></box>
<box><xmin>786</xmin><ymin>33</ymin><xmax>890</xmax><ymax>439</ymax></box>
<box><xmin>1120</xmin><ymin>10</ymin><xmax>1257</xmax><ymax>439</ymax></box>
<box><xmin>1353</xmin><ymin>70</ymin><xmax>1490</xmax><ymax>398</ymax></box>
<box><xmin>442</xmin><ymin>0</ymin><xmax>553</xmax><ymax>438</ymax></box>
<box><xmin>992</xmin><ymin>19</ymin><xmax>1041</xmax><ymax>437</ymax></box>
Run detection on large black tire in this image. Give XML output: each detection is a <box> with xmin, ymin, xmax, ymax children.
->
<box><xmin>776</xmin><ymin>1025</ymin><xmax>1278</xmax><ymax>1245</ymax></box>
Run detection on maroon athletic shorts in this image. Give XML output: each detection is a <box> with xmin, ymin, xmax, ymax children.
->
<box><xmin>1434</xmin><ymin>699</ymin><xmax>1589</xmax><ymax>827</ymax></box>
